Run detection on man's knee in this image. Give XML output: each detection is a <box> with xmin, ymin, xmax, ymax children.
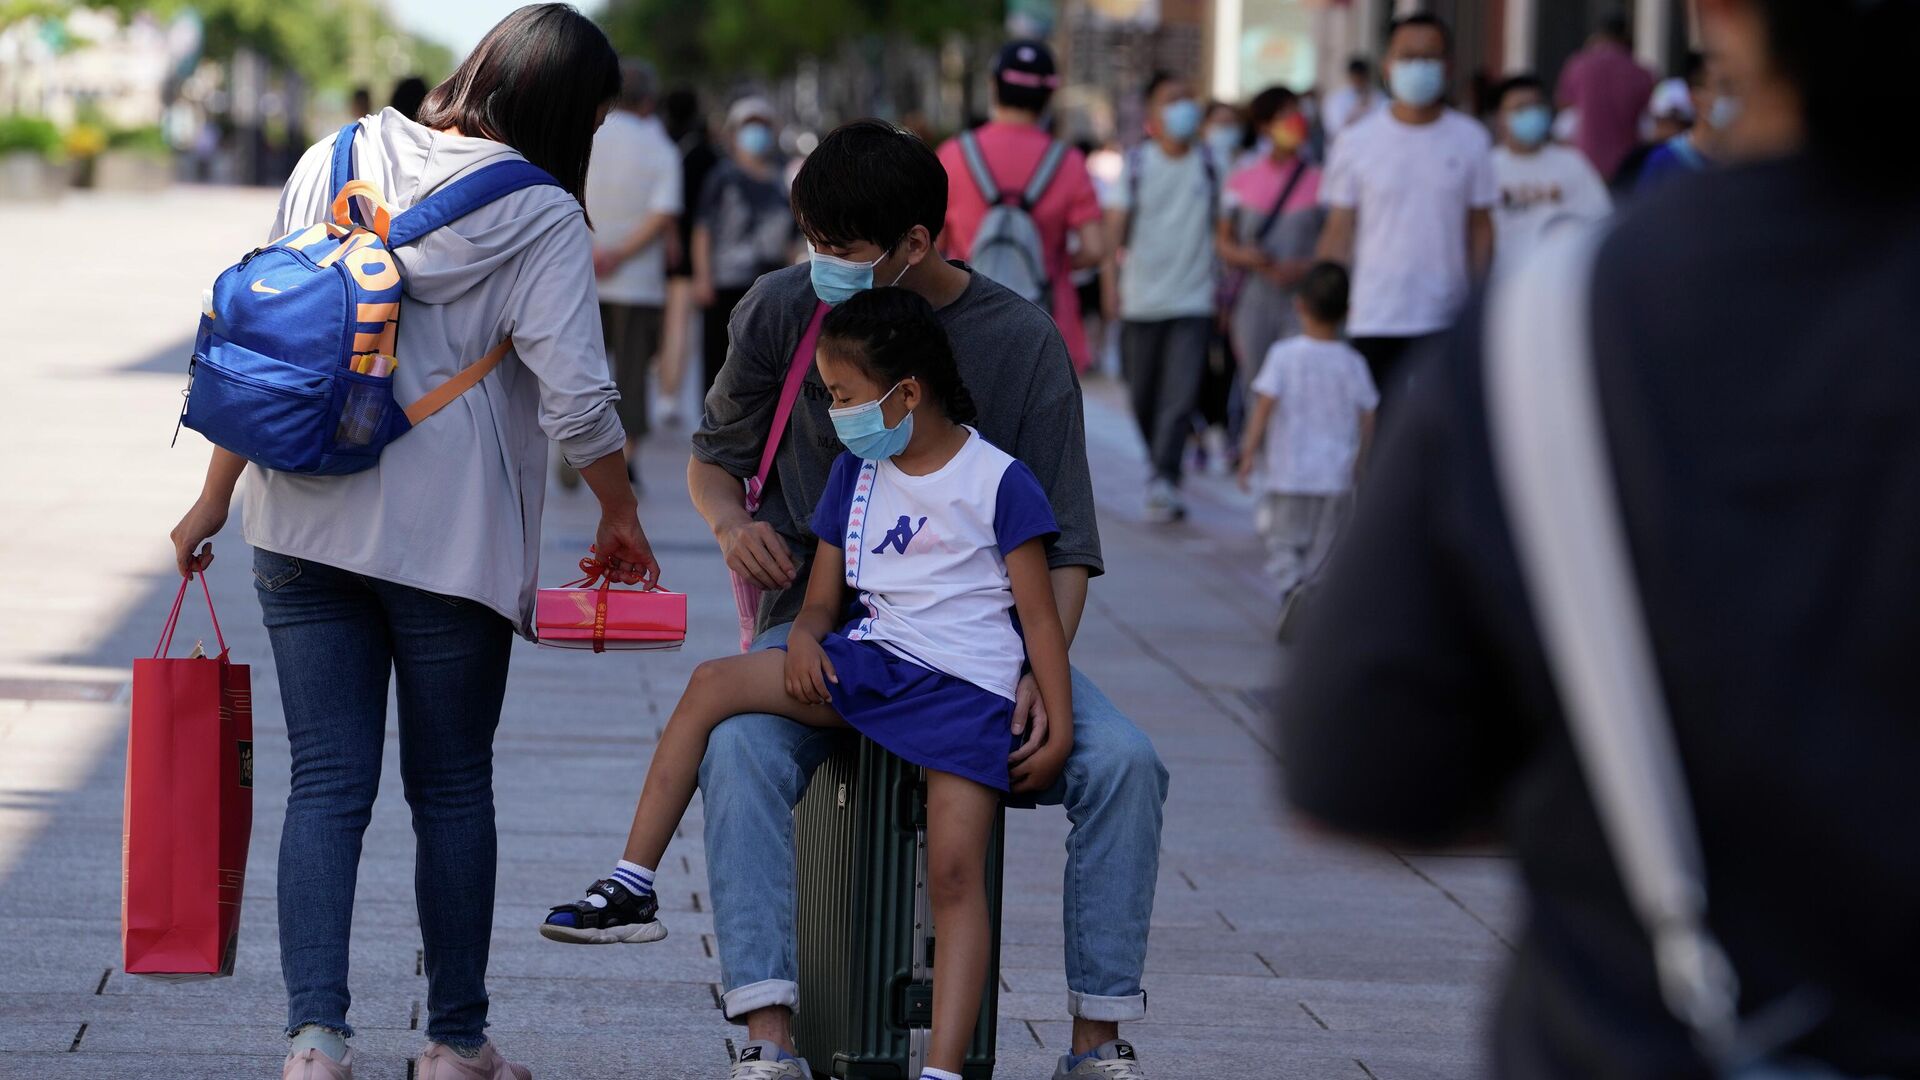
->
<box><xmin>1077</xmin><ymin>723</ymin><xmax>1170</xmax><ymax>812</ymax></box>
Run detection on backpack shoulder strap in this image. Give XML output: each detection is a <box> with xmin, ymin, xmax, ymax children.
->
<box><xmin>1483</xmin><ymin>227</ymin><xmax>1741</xmax><ymax>1052</ymax></box>
<box><xmin>747</xmin><ymin>301</ymin><xmax>830</xmax><ymax>505</ymax></box>
<box><xmin>330</xmin><ymin>122</ymin><xmax>364</xmax><ymax>227</ymax></box>
<box><xmin>388</xmin><ymin>159</ymin><xmax>563</xmax><ymax>248</ymax></box>
<box><xmin>957</xmin><ymin>130</ymin><xmax>1003</xmax><ymax>205</ymax></box>
<box><xmin>1019</xmin><ymin>139</ymin><xmax>1071</xmax><ymax>212</ymax></box>
<box><xmin>404</xmin><ymin>338</ymin><xmax>512</xmax><ymax>426</ymax></box>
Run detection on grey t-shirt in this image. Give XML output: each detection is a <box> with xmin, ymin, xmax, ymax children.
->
<box><xmin>693</xmin><ymin>262</ymin><xmax>1104</xmax><ymax>634</ymax></box>
<box><xmin>696</xmin><ymin>159</ymin><xmax>796</xmax><ymax>290</ymax></box>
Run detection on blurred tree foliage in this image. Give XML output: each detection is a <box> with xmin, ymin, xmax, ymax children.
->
<box><xmin>1</xmin><ymin>0</ymin><xmax>454</xmax><ymax>91</ymax></box>
<box><xmin>599</xmin><ymin>0</ymin><xmax>996</xmax><ymax>81</ymax></box>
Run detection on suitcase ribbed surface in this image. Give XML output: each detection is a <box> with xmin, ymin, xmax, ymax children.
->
<box><xmin>793</xmin><ymin>739</ymin><xmax>1003</xmax><ymax>1078</ymax></box>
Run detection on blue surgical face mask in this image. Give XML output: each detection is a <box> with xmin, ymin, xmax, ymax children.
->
<box><xmin>1204</xmin><ymin>126</ymin><xmax>1240</xmax><ymax>164</ymax></box>
<box><xmin>1708</xmin><ymin>95</ymin><xmax>1742</xmax><ymax>132</ymax></box>
<box><xmin>737</xmin><ymin>121</ymin><xmax>774</xmax><ymax>158</ymax></box>
<box><xmin>1509</xmin><ymin>104</ymin><xmax>1553</xmax><ymax>147</ymax></box>
<box><xmin>828</xmin><ymin>380</ymin><xmax>915</xmax><ymax>460</ymax></box>
<box><xmin>1389</xmin><ymin>58</ymin><xmax>1447</xmax><ymax>108</ymax></box>
<box><xmin>809</xmin><ymin>242</ymin><xmax>909</xmax><ymax>306</ymax></box>
<box><xmin>1161</xmin><ymin>98</ymin><xmax>1203</xmax><ymax>143</ymax></box>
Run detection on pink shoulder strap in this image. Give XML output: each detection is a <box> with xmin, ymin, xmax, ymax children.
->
<box><xmin>747</xmin><ymin>301</ymin><xmax>829</xmax><ymax>505</ymax></box>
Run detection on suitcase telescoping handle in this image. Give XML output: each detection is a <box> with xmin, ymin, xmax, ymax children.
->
<box><xmin>154</xmin><ymin>571</ymin><xmax>228</xmax><ymax>660</ymax></box>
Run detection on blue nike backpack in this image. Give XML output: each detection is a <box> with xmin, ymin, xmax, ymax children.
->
<box><xmin>180</xmin><ymin>122</ymin><xmax>561</xmax><ymax>475</ymax></box>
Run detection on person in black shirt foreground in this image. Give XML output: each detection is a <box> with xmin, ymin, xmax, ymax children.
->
<box><xmin>1279</xmin><ymin>0</ymin><xmax>1920</xmax><ymax>1076</ymax></box>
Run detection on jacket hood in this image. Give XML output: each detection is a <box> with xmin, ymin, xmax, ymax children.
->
<box><xmin>344</xmin><ymin>108</ymin><xmax>583</xmax><ymax>306</ymax></box>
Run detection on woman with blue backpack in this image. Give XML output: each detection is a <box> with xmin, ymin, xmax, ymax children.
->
<box><xmin>166</xmin><ymin>6</ymin><xmax>658</xmax><ymax>1079</ymax></box>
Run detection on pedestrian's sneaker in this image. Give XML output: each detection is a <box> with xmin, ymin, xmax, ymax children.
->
<box><xmin>729</xmin><ymin>1041</ymin><xmax>813</xmax><ymax>1079</ymax></box>
<box><xmin>416</xmin><ymin>1041</ymin><xmax>530</xmax><ymax>1080</ymax></box>
<box><xmin>1143</xmin><ymin>478</ymin><xmax>1185</xmax><ymax>524</ymax></box>
<box><xmin>283</xmin><ymin>1046</ymin><xmax>354</xmax><ymax>1080</ymax></box>
<box><xmin>1052</xmin><ymin>1040</ymin><xmax>1150</xmax><ymax>1079</ymax></box>
<box><xmin>540</xmin><ymin>877</ymin><xmax>667</xmax><ymax>944</ymax></box>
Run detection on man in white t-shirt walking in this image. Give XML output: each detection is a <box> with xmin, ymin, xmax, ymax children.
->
<box><xmin>581</xmin><ymin>60</ymin><xmax>682</xmax><ymax>486</ymax></box>
<box><xmin>1316</xmin><ymin>13</ymin><xmax>1494</xmax><ymax>407</ymax></box>
<box><xmin>1107</xmin><ymin>71</ymin><xmax>1222</xmax><ymax>523</ymax></box>
<box><xmin>1489</xmin><ymin>74</ymin><xmax>1611</xmax><ymax>278</ymax></box>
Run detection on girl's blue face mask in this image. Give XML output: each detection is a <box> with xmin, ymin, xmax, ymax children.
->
<box><xmin>828</xmin><ymin>380</ymin><xmax>915</xmax><ymax>460</ymax></box>
<box><xmin>809</xmin><ymin>241</ymin><xmax>910</xmax><ymax>306</ymax></box>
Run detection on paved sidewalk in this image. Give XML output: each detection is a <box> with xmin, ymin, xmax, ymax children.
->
<box><xmin>0</xmin><ymin>188</ymin><xmax>1514</xmax><ymax>1079</ymax></box>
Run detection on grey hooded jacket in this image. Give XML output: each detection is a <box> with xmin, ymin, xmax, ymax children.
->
<box><xmin>241</xmin><ymin>109</ymin><xmax>624</xmax><ymax>636</ymax></box>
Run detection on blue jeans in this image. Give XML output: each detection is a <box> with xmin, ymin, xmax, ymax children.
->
<box><xmin>253</xmin><ymin>549</ymin><xmax>513</xmax><ymax>1050</ymax></box>
<box><xmin>699</xmin><ymin>623</ymin><xmax>1170</xmax><ymax>1023</ymax></box>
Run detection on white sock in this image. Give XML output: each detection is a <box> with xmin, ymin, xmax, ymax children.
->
<box><xmin>289</xmin><ymin>1025</ymin><xmax>347</xmax><ymax>1061</ymax></box>
<box><xmin>609</xmin><ymin>859</ymin><xmax>655</xmax><ymax>897</ymax></box>
<box><xmin>921</xmin><ymin>1069</ymin><xmax>962</xmax><ymax>1080</ymax></box>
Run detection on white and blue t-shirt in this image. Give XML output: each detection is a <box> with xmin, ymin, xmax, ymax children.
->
<box><xmin>810</xmin><ymin>430</ymin><xmax>1059</xmax><ymax>702</ymax></box>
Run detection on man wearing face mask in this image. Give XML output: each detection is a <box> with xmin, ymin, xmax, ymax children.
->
<box><xmin>1489</xmin><ymin>74</ymin><xmax>1611</xmax><ymax>279</ymax></box>
<box><xmin>694</xmin><ymin>96</ymin><xmax>799</xmax><ymax>396</ymax></box>
<box><xmin>1638</xmin><ymin>53</ymin><xmax>1737</xmax><ymax>194</ymax></box>
<box><xmin>689</xmin><ymin>120</ymin><xmax>1168</xmax><ymax>1080</ymax></box>
<box><xmin>936</xmin><ymin>39</ymin><xmax>1105</xmax><ymax>371</ymax></box>
<box><xmin>1106</xmin><ymin>72</ymin><xmax>1225</xmax><ymax>523</ymax></box>
<box><xmin>1315</xmin><ymin>13</ymin><xmax>1495</xmax><ymax>407</ymax></box>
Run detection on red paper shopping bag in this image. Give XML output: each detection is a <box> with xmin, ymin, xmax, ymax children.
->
<box><xmin>123</xmin><ymin>572</ymin><xmax>253</xmax><ymax>980</ymax></box>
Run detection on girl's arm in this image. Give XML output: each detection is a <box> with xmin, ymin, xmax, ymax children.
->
<box><xmin>169</xmin><ymin>448</ymin><xmax>248</xmax><ymax>575</ymax></box>
<box><xmin>784</xmin><ymin>539</ymin><xmax>849</xmax><ymax>705</ymax></box>
<box><xmin>1005</xmin><ymin>539</ymin><xmax>1074</xmax><ymax>793</ymax></box>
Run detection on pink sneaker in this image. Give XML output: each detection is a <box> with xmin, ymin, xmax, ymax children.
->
<box><xmin>283</xmin><ymin>1046</ymin><xmax>354</xmax><ymax>1080</ymax></box>
<box><xmin>416</xmin><ymin>1041</ymin><xmax>532</xmax><ymax>1080</ymax></box>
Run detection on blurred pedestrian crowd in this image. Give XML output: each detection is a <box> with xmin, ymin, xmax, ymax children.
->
<box><xmin>573</xmin><ymin>10</ymin><xmax>1712</xmax><ymax>634</ymax></box>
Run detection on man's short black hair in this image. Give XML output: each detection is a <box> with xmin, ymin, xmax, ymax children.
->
<box><xmin>1598</xmin><ymin>11</ymin><xmax>1631</xmax><ymax>42</ymax></box>
<box><xmin>790</xmin><ymin>119</ymin><xmax>947</xmax><ymax>250</ymax></box>
<box><xmin>1144</xmin><ymin>70</ymin><xmax>1184</xmax><ymax>101</ymax></box>
<box><xmin>996</xmin><ymin>78</ymin><xmax>1053</xmax><ymax>114</ymax></box>
<box><xmin>1494</xmin><ymin>73</ymin><xmax>1545</xmax><ymax>110</ymax></box>
<box><xmin>1298</xmin><ymin>261</ymin><xmax>1350</xmax><ymax>324</ymax></box>
<box><xmin>1388</xmin><ymin>12</ymin><xmax>1453</xmax><ymax>55</ymax></box>
<box><xmin>1683</xmin><ymin>50</ymin><xmax>1708</xmax><ymax>88</ymax></box>
<box><xmin>1347</xmin><ymin>56</ymin><xmax>1372</xmax><ymax>78</ymax></box>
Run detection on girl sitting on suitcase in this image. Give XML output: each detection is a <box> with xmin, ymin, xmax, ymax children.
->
<box><xmin>543</xmin><ymin>287</ymin><xmax>1074</xmax><ymax>1080</ymax></box>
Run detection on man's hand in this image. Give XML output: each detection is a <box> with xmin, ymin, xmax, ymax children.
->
<box><xmin>1008</xmin><ymin>672</ymin><xmax>1059</xmax><ymax>793</ymax></box>
<box><xmin>592</xmin><ymin>246</ymin><xmax>626</xmax><ymax>278</ymax></box>
<box><xmin>719</xmin><ymin>520</ymin><xmax>797</xmax><ymax>589</ymax></box>
<box><xmin>783</xmin><ymin>635</ymin><xmax>838</xmax><ymax>705</ymax></box>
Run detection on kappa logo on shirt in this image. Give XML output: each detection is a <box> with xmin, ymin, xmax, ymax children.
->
<box><xmin>870</xmin><ymin>515</ymin><xmax>928</xmax><ymax>555</ymax></box>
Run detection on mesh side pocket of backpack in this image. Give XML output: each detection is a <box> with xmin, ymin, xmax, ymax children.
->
<box><xmin>334</xmin><ymin>377</ymin><xmax>390</xmax><ymax>448</ymax></box>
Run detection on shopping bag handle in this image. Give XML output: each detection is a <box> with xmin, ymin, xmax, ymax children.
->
<box><xmin>154</xmin><ymin>571</ymin><xmax>228</xmax><ymax>659</ymax></box>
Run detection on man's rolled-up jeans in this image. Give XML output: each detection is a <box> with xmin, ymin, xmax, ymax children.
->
<box><xmin>699</xmin><ymin>622</ymin><xmax>1170</xmax><ymax>1024</ymax></box>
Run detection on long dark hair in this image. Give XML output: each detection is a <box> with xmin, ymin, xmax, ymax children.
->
<box><xmin>415</xmin><ymin>4</ymin><xmax>619</xmax><ymax>207</ymax></box>
<box><xmin>819</xmin><ymin>288</ymin><xmax>977</xmax><ymax>425</ymax></box>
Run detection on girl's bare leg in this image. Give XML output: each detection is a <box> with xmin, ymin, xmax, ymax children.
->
<box><xmin>924</xmin><ymin>770</ymin><xmax>1001</xmax><ymax>1074</ymax></box>
<box><xmin>618</xmin><ymin>650</ymin><xmax>842</xmax><ymax>870</ymax></box>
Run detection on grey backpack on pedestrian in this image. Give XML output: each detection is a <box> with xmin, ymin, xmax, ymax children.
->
<box><xmin>957</xmin><ymin>131</ymin><xmax>1068</xmax><ymax>311</ymax></box>
<box><xmin>1488</xmin><ymin>228</ymin><xmax>1883</xmax><ymax>1080</ymax></box>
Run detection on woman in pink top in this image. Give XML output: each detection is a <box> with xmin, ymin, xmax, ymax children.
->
<box><xmin>1216</xmin><ymin>86</ymin><xmax>1327</xmax><ymax>378</ymax></box>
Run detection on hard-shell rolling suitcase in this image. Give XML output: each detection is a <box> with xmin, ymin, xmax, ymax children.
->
<box><xmin>793</xmin><ymin>738</ymin><xmax>1005</xmax><ymax>1078</ymax></box>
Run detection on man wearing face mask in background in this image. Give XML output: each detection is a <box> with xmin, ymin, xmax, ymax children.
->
<box><xmin>1316</xmin><ymin>13</ymin><xmax>1494</xmax><ymax>407</ymax></box>
<box><xmin>1637</xmin><ymin>52</ymin><xmax>1736</xmax><ymax>193</ymax></box>
<box><xmin>1107</xmin><ymin>72</ymin><xmax>1224</xmax><ymax>523</ymax></box>
<box><xmin>689</xmin><ymin>120</ymin><xmax>1169</xmax><ymax>1080</ymax></box>
<box><xmin>693</xmin><ymin>96</ymin><xmax>799</xmax><ymax>397</ymax></box>
<box><xmin>1489</xmin><ymin>74</ymin><xmax>1611</xmax><ymax>278</ymax></box>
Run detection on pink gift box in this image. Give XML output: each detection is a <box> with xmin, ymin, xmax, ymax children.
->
<box><xmin>536</xmin><ymin>578</ymin><xmax>686</xmax><ymax>652</ymax></box>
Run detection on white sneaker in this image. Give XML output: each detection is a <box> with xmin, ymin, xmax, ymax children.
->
<box><xmin>1144</xmin><ymin>478</ymin><xmax>1185</xmax><ymax>524</ymax></box>
<box><xmin>728</xmin><ymin>1040</ymin><xmax>813</xmax><ymax>1079</ymax></box>
<box><xmin>1053</xmin><ymin>1039</ymin><xmax>1150</xmax><ymax>1078</ymax></box>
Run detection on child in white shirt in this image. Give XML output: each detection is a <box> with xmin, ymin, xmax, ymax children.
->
<box><xmin>1237</xmin><ymin>262</ymin><xmax>1379</xmax><ymax>613</ymax></box>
